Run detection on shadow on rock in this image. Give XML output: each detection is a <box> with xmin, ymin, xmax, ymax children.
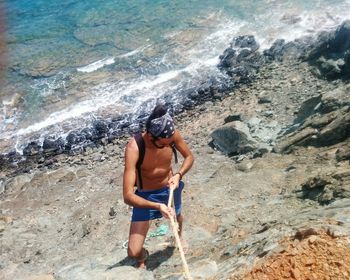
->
<box><xmin>106</xmin><ymin>246</ymin><xmax>175</xmax><ymax>271</ymax></box>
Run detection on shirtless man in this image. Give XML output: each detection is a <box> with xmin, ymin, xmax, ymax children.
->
<box><xmin>123</xmin><ymin>104</ymin><xmax>194</xmax><ymax>268</ymax></box>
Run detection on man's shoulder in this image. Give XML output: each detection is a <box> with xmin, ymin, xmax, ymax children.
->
<box><xmin>173</xmin><ymin>129</ymin><xmax>185</xmax><ymax>142</ymax></box>
<box><xmin>126</xmin><ymin>137</ymin><xmax>138</xmax><ymax>151</ymax></box>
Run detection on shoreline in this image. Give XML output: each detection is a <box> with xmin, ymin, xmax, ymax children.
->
<box><xmin>1</xmin><ymin>20</ymin><xmax>350</xmax><ymax>280</ymax></box>
<box><xmin>0</xmin><ymin>22</ymin><xmax>335</xmax><ymax>173</ymax></box>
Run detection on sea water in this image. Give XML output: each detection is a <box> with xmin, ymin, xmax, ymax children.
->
<box><xmin>1</xmin><ymin>0</ymin><xmax>350</xmax><ymax>153</ymax></box>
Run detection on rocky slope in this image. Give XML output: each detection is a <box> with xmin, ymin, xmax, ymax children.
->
<box><xmin>1</xmin><ymin>22</ymin><xmax>350</xmax><ymax>280</ymax></box>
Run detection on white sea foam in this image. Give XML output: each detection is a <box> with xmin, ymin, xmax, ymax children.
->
<box><xmin>8</xmin><ymin>60</ymin><xmax>217</xmax><ymax>139</ymax></box>
<box><xmin>251</xmin><ymin>1</ymin><xmax>350</xmax><ymax>50</ymax></box>
<box><xmin>77</xmin><ymin>57</ymin><xmax>115</xmax><ymax>73</ymax></box>
<box><xmin>4</xmin><ymin>0</ymin><xmax>350</xmax><ymax>148</ymax></box>
<box><xmin>118</xmin><ymin>44</ymin><xmax>152</xmax><ymax>58</ymax></box>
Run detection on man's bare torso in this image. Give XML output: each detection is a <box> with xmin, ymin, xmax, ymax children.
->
<box><xmin>136</xmin><ymin>136</ymin><xmax>173</xmax><ymax>191</ymax></box>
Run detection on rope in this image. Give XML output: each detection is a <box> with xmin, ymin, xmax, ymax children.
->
<box><xmin>168</xmin><ymin>188</ymin><xmax>192</xmax><ymax>280</ymax></box>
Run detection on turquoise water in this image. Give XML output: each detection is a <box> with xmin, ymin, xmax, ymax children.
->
<box><xmin>1</xmin><ymin>0</ymin><xmax>350</xmax><ymax>152</ymax></box>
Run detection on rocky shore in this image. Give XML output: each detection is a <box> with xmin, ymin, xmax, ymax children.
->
<box><xmin>1</xmin><ymin>21</ymin><xmax>350</xmax><ymax>280</ymax></box>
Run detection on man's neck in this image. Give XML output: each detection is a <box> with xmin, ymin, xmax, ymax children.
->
<box><xmin>144</xmin><ymin>132</ymin><xmax>164</xmax><ymax>149</ymax></box>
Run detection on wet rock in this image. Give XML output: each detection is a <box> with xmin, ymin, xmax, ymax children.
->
<box><xmin>42</xmin><ymin>137</ymin><xmax>65</xmax><ymax>155</ymax></box>
<box><xmin>93</xmin><ymin>120</ymin><xmax>109</xmax><ymax>135</ymax></box>
<box><xmin>307</xmin><ymin>20</ymin><xmax>350</xmax><ymax>80</ymax></box>
<box><xmin>263</xmin><ymin>39</ymin><xmax>310</xmax><ymax>62</ymax></box>
<box><xmin>23</xmin><ymin>142</ymin><xmax>42</xmax><ymax>157</ymax></box>
<box><xmin>218</xmin><ymin>35</ymin><xmax>264</xmax><ymax>84</ymax></box>
<box><xmin>66</xmin><ymin>131</ymin><xmax>86</xmax><ymax>148</ymax></box>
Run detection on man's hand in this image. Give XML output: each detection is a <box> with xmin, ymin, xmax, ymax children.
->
<box><xmin>159</xmin><ymin>203</ymin><xmax>175</xmax><ymax>219</ymax></box>
<box><xmin>168</xmin><ymin>173</ymin><xmax>181</xmax><ymax>190</ymax></box>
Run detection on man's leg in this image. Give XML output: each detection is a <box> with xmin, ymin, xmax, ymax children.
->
<box><xmin>128</xmin><ymin>220</ymin><xmax>150</xmax><ymax>268</ymax></box>
<box><xmin>176</xmin><ymin>213</ymin><xmax>189</xmax><ymax>252</ymax></box>
<box><xmin>176</xmin><ymin>213</ymin><xmax>183</xmax><ymax>237</ymax></box>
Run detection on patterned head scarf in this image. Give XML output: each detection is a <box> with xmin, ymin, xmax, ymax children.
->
<box><xmin>148</xmin><ymin>113</ymin><xmax>175</xmax><ymax>138</ymax></box>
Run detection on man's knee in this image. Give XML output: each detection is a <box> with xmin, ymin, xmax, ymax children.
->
<box><xmin>177</xmin><ymin>213</ymin><xmax>184</xmax><ymax>223</ymax></box>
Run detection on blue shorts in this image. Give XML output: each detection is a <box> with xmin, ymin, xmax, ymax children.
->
<box><xmin>131</xmin><ymin>181</ymin><xmax>184</xmax><ymax>222</ymax></box>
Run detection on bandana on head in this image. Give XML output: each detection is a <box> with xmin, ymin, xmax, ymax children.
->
<box><xmin>148</xmin><ymin>113</ymin><xmax>175</xmax><ymax>138</ymax></box>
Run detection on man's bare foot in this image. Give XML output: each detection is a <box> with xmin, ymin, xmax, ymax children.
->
<box><xmin>135</xmin><ymin>249</ymin><xmax>149</xmax><ymax>269</ymax></box>
<box><xmin>136</xmin><ymin>261</ymin><xmax>146</xmax><ymax>269</ymax></box>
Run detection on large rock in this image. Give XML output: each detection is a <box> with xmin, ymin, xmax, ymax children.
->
<box><xmin>263</xmin><ymin>38</ymin><xmax>311</xmax><ymax>62</ymax></box>
<box><xmin>210</xmin><ymin>122</ymin><xmax>257</xmax><ymax>156</ymax></box>
<box><xmin>42</xmin><ymin>137</ymin><xmax>65</xmax><ymax>155</ymax></box>
<box><xmin>275</xmin><ymin>87</ymin><xmax>350</xmax><ymax>153</ymax></box>
<box><xmin>307</xmin><ymin>20</ymin><xmax>350</xmax><ymax>80</ymax></box>
<box><xmin>22</xmin><ymin>141</ymin><xmax>42</xmax><ymax>157</ymax></box>
<box><xmin>218</xmin><ymin>35</ymin><xmax>264</xmax><ymax>84</ymax></box>
<box><xmin>274</xmin><ymin>107</ymin><xmax>350</xmax><ymax>153</ymax></box>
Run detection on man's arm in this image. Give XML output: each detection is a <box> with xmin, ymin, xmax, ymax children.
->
<box><xmin>168</xmin><ymin>130</ymin><xmax>194</xmax><ymax>188</ymax></box>
<box><xmin>123</xmin><ymin>138</ymin><xmax>174</xmax><ymax>218</ymax></box>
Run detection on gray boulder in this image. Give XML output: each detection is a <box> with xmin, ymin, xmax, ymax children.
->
<box><xmin>274</xmin><ymin>87</ymin><xmax>350</xmax><ymax>153</ymax></box>
<box><xmin>210</xmin><ymin>122</ymin><xmax>257</xmax><ymax>156</ymax></box>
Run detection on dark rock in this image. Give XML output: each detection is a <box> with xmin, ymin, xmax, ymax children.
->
<box><xmin>183</xmin><ymin>100</ymin><xmax>196</xmax><ymax>109</ymax></box>
<box><xmin>232</xmin><ymin>35</ymin><xmax>259</xmax><ymax>52</ymax></box>
<box><xmin>258</xmin><ymin>96</ymin><xmax>272</xmax><ymax>104</ymax></box>
<box><xmin>93</xmin><ymin>120</ymin><xmax>109</xmax><ymax>134</ymax></box>
<box><xmin>224</xmin><ymin>115</ymin><xmax>241</xmax><ymax>123</ymax></box>
<box><xmin>219</xmin><ymin>48</ymin><xmax>236</xmax><ymax>68</ymax></box>
<box><xmin>263</xmin><ymin>39</ymin><xmax>286</xmax><ymax>61</ymax></box>
<box><xmin>311</xmin><ymin>110</ymin><xmax>350</xmax><ymax>147</ymax></box>
<box><xmin>294</xmin><ymin>228</ymin><xmax>319</xmax><ymax>241</ymax></box>
<box><xmin>23</xmin><ymin>142</ymin><xmax>41</xmax><ymax>157</ymax></box>
<box><xmin>66</xmin><ymin>131</ymin><xmax>86</xmax><ymax>147</ymax></box>
<box><xmin>120</xmin><ymin>121</ymin><xmax>131</xmax><ymax>130</ymax></box>
<box><xmin>307</xmin><ymin>20</ymin><xmax>350</xmax><ymax>80</ymax></box>
<box><xmin>42</xmin><ymin>137</ymin><xmax>65</xmax><ymax>154</ymax></box>
<box><xmin>5</xmin><ymin>151</ymin><xmax>22</xmax><ymax>164</ymax></box>
<box><xmin>294</xmin><ymin>95</ymin><xmax>322</xmax><ymax>125</ymax></box>
<box><xmin>210</xmin><ymin>122</ymin><xmax>257</xmax><ymax>156</ymax></box>
<box><xmin>218</xmin><ymin>35</ymin><xmax>264</xmax><ymax>84</ymax></box>
<box><xmin>80</xmin><ymin>128</ymin><xmax>96</xmax><ymax>141</ymax></box>
<box><xmin>263</xmin><ymin>39</ymin><xmax>310</xmax><ymax>61</ymax></box>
